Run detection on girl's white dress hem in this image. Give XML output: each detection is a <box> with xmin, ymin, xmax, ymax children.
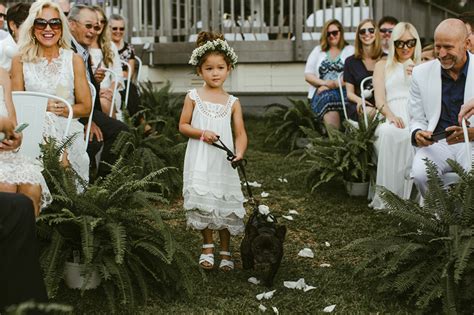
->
<box><xmin>183</xmin><ymin>89</ymin><xmax>245</xmax><ymax>235</ymax></box>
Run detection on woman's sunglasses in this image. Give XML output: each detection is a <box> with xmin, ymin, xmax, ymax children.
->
<box><xmin>394</xmin><ymin>38</ymin><xmax>417</xmax><ymax>49</ymax></box>
<box><xmin>33</xmin><ymin>18</ymin><xmax>62</xmax><ymax>31</ymax></box>
<box><xmin>111</xmin><ymin>27</ymin><xmax>125</xmax><ymax>31</ymax></box>
<box><xmin>359</xmin><ymin>27</ymin><xmax>375</xmax><ymax>35</ymax></box>
<box><xmin>326</xmin><ymin>30</ymin><xmax>340</xmax><ymax>37</ymax></box>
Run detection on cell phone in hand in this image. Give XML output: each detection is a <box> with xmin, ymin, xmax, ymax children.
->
<box><xmin>14</xmin><ymin>122</ymin><xmax>29</xmax><ymax>133</ymax></box>
<box><xmin>429</xmin><ymin>129</ymin><xmax>454</xmax><ymax>141</ymax></box>
<box><xmin>94</xmin><ymin>59</ymin><xmax>103</xmax><ymax>74</ymax></box>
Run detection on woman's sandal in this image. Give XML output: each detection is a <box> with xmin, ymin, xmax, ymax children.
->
<box><xmin>219</xmin><ymin>251</ymin><xmax>234</xmax><ymax>272</ymax></box>
<box><xmin>199</xmin><ymin>244</ymin><xmax>215</xmax><ymax>270</ymax></box>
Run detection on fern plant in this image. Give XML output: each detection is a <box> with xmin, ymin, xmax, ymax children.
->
<box><xmin>38</xmin><ymin>138</ymin><xmax>197</xmax><ymax>312</ymax></box>
<box><xmin>300</xmin><ymin>112</ymin><xmax>380</xmax><ymax>190</ymax></box>
<box><xmin>138</xmin><ymin>81</ymin><xmax>184</xmax><ymax>141</ymax></box>
<box><xmin>111</xmin><ymin>124</ymin><xmax>184</xmax><ymax>196</ymax></box>
<box><xmin>345</xmin><ymin>159</ymin><xmax>474</xmax><ymax>314</ymax></box>
<box><xmin>264</xmin><ymin>98</ymin><xmax>319</xmax><ymax>151</ymax></box>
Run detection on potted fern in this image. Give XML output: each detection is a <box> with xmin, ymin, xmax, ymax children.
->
<box><xmin>345</xmin><ymin>159</ymin><xmax>474</xmax><ymax>313</ymax></box>
<box><xmin>301</xmin><ymin>113</ymin><xmax>379</xmax><ymax>196</ymax></box>
<box><xmin>264</xmin><ymin>98</ymin><xmax>320</xmax><ymax>151</ymax></box>
<box><xmin>38</xmin><ymin>138</ymin><xmax>197</xmax><ymax>311</ymax></box>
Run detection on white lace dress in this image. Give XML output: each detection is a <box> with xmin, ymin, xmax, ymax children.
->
<box><xmin>23</xmin><ymin>48</ymin><xmax>89</xmax><ymax>182</ymax></box>
<box><xmin>0</xmin><ymin>87</ymin><xmax>52</xmax><ymax>209</ymax></box>
<box><xmin>370</xmin><ymin>61</ymin><xmax>414</xmax><ymax>209</ymax></box>
<box><xmin>183</xmin><ymin>89</ymin><xmax>245</xmax><ymax>235</ymax></box>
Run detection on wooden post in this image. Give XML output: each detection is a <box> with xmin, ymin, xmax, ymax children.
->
<box><xmin>294</xmin><ymin>0</ymin><xmax>304</xmax><ymax>62</ymax></box>
<box><xmin>201</xmin><ymin>0</ymin><xmax>210</xmax><ymax>31</ymax></box>
<box><xmin>211</xmin><ymin>0</ymin><xmax>220</xmax><ymax>32</ymax></box>
<box><xmin>162</xmin><ymin>0</ymin><xmax>173</xmax><ymax>42</ymax></box>
<box><xmin>373</xmin><ymin>0</ymin><xmax>384</xmax><ymax>22</ymax></box>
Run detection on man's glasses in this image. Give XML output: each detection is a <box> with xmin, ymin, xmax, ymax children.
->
<box><xmin>327</xmin><ymin>30</ymin><xmax>340</xmax><ymax>37</ymax></box>
<box><xmin>99</xmin><ymin>19</ymin><xmax>106</xmax><ymax>25</ymax></box>
<box><xmin>74</xmin><ymin>20</ymin><xmax>101</xmax><ymax>31</ymax></box>
<box><xmin>111</xmin><ymin>27</ymin><xmax>125</xmax><ymax>31</ymax></box>
<box><xmin>33</xmin><ymin>18</ymin><xmax>62</xmax><ymax>31</ymax></box>
<box><xmin>359</xmin><ymin>27</ymin><xmax>375</xmax><ymax>35</ymax></box>
<box><xmin>0</xmin><ymin>13</ymin><xmax>6</xmax><ymax>19</ymax></box>
<box><xmin>380</xmin><ymin>28</ymin><xmax>393</xmax><ymax>34</ymax></box>
<box><xmin>394</xmin><ymin>38</ymin><xmax>417</xmax><ymax>49</ymax></box>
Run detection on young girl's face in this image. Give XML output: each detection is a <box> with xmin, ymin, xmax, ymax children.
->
<box><xmin>198</xmin><ymin>53</ymin><xmax>230</xmax><ymax>88</ymax></box>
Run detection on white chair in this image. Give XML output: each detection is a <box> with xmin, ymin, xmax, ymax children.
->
<box><xmin>337</xmin><ymin>72</ymin><xmax>362</xmax><ymax>128</ymax></box>
<box><xmin>12</xmin><ymin>91</ymin><xmax>73</xmax><ymax>160</ymax></box>
<box><xmin>134</xmin><ymin>56</ymin><xmax>142</xmax><ymax>83</ymax></box>
<box><xmin>84</xmin><ymin>82</ymin><xmax>96</xmax><ymax>150</ymax></box>
<box><xmin>102</xmin><ymin>68</ymin><xmax>120</xmax><ymax>118</ymax></box>
<box><xmin>359</xmin><ymin>76</ymin><xmax>373</xmax><ymax>129</ymax></box>
<box><xmin>120</xmin><ymin>60</ymin><xmax>132</xmax><ymax>110</ymax></box>
<box><xmin>403</xmin><ymin>118</ymin><xmax>472</xmax><ymax>200</ymax></box>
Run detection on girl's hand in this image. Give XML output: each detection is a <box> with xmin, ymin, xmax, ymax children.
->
<box><xmin>232</xmin><ymin>152</ymin><xmax>244</xmax><ymax>162</ymax></box>
<box><xmin>202</xmin><ymin>130</ymin><xmax>218</xmax><ymax>144</ymax></box>
<box><xmin>317</xmin><ymin>85</ymin><xmax>329</xmax><ymax>95</ymax></box>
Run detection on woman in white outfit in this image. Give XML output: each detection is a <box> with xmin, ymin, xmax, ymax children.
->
<box><xmin>11</xmin><ymin>0</ymin><xmax>92</xmax><ymax>183</ymax></box>
<box><xmin>370</xmin><ymin>22</ymin><xmax>421</xmax><ymax>209</ymax></box>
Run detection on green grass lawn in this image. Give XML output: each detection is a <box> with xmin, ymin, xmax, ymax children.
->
<box><xmin>53</xmin><ymin>117</ymin><xmax>414</xmax><ymax>314</ymax></box>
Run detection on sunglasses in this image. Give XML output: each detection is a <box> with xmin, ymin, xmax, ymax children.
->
<box><xmin>75</xmin><ymin>20</ymin><xmax>101</xmax><ymax>31</ymax></box>
<box><xmin>380</xmin><ymin>28</ymin><xmax>393</xmax><ymax>34</ymax></box>
<box><xmin>111</xmin><ymin>27</ymin><xmax>125</xmax><ymax>31</ymax></box>
<box><xmin>394</xmin><ymin>38</ymin><xmax>417</xmax><ymax>49</ymax></box>
<box><xmin>327</xmin><ymin>30</ymin><xmax>340</xmax><ymax>37</ymax></box>
<box><xmin>34</xmin><ymin>18</ymin><xmax>62</xmax><ymax>31</ymax></box>
<box><xmin>359</xmin><ymin>27</ymin><xmax>375</xmax><ymax>35</ymax></box>
<box><xmin>0</xmin><ymin>13</ymin><xmax>5</xmax><ymax>19</ymax></box>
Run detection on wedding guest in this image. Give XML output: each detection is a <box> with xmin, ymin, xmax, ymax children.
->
<box><xmin>6</xmin><ymin>2</ymin><xmax>30</xmax><ymax>42</ymax></box>
<box><xmin>421</xmin><ymin>43</ymin><xmax>435</xmax><ymax>63</ymax></box>
<box><xmin>459</xmin><ymin>11</ymin><xmax>474</xmax><ymax>53</ymax></box>
<box><xmin>0</xmin><ymin>1</ymin><xmax>6</xmax><ymax>30</ymax></box>
<box><xmin>68</xmin><ymin>4</ymin><xmax>129</xmax><ymax>178</ymax></box>
<box><xmin>344</xmin><ymin>19</ymin><xmax>383</xmax><ymax>119</ymax></box>
<box><xmin>370</xmin><ymin>22</ymin><xmax>421</xmax><ymax>209</ymax></box>
<box><xmin>304</xmin><ymin>19</ymin><xmax>354</xmax><ymax>129</ymax></box>
<box><xmin>378</xmin><ymin>16</ymin><xmax>398</xmax><ymax>54</ymax></box>
<box><xmin>410</xmin><ymin>19</ymin><xmax>474</xmax><ymax>196</ymax></box>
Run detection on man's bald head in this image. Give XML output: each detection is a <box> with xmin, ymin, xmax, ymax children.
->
<box><xmin>434</xmin><ymin>18</ymin><xmax>469</xmax><ymax>71</ymax></box>
<box><xmin>435</xmin><ymin>18</ymin><xmax>468</xmax><ymax>41</ymax></box>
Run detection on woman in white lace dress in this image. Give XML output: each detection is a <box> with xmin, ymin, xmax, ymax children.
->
<box><xmin>11</xmin><ymin>0</ymin><xmax>91</xmax><ymax>183</ymax></box>
<box><xmin>370</xmin><ymin>22</ymin><xmax>421</xmax><ymax>209</ymax></box>
<box><xmin>0</xmin><ymin>67</ymin><xmax>51</xmax><ymax>216</ymax></box>
<box><xmin>89</xmin><ymin>5</ymin><xmax>123</xmax><ymax>119</ymax></box>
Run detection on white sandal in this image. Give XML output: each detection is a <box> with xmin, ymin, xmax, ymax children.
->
<box><xmin>199</xmin><ymin>244</ymin><xmax>215</xmax><ymax>270</ymax></box>
<box><xmin>219</xmin><ymin>251</ymin><xmax>234</xmax><ymax>271</ymax></box>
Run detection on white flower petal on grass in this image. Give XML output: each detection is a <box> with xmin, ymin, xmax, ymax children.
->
<box><xmin>257</xmin><ymin>290</ymin><xmax>276</xmax><ymax>300</ymax></box>
<box><xmin>248</xmin><ymin>277</ymin><xmax>260</xmax><ymax>285</ymax></box>
<box><xmin>303</xmin><ymin>285</ymin><xmax>316</xmax><ymax>292</ymax></box>
<box><xmin>325</xmin><ymin>241</ymin><xmax>331</xmax><ymax>247</ymax></box>
<box><xmin>243</xmin><ymin>198</ymin><xmax>249</xmax><ymax>203</ymax></box>
<box><xmin>323</xmin><ymin>305</ymin><xmax>336</xmax><ymax>313</ymax></box>
<box><xmin>282</xmin><ymin>215</ymin><xmax>294</xmax><ymax>221</ymax></box>
<box><xmin>258</xmin><ymin>205</ymin><xmax>270</xmax><ymax>215</ymax></box>
<box><xmin>284</xmin><ymin>278</ymin><xmax>316</xmax><ymax>292</ymax></box>
<box><xmin>259</xmin><ymin>304</ymin><xmax>267</xmax><ymax>312</ymax></box>
<box><xmin>320</xmin><ymin>263</ymin><xmax>331</xmax><ymax>268</ymax></box>
<box><xmin>278</xmin><ymin>177</ymin><xmax>288</xmax><ymax>183</ymax></box>
<box><xmin>272</xmin><ymin>306</ymin><xmax>279</xmax><ymax>314</ymax></box>
<box><xmin>298</xmin><ymin>248</ymin><xmax>314</xmax><ymax>258</ymax></box>
<box><xmin>266</xmin><ymin>216</ymin><xmax>274</xmax><ymax>223</ymax></box>
<box><xmin>288</xmin><ymin>210</ymin><xmax>299</xmax><ymax>215</ymax></box>
<box><xmin>248</xmin><ymin>181</ymin><xmax>262</xmax><ymax>188</ymax></box>
<box><xmin>261</xmin><ymin>192</ymin><xmax>269</xmax><ymax>198</ymax></box>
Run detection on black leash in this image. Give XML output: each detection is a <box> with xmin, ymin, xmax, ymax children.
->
<box><xmin>211</xmin><ymin>136</ymin><xmax>254</xmax><ymax>202</ymax></box>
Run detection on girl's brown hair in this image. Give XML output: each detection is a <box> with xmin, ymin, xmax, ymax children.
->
<box><xmin>195</xmin><ymin>31</ymin><xmax>232</xmax><ymax>68</ymax></box>
<box><xmin>354</xmin><ymin>19</ymin><xmax>383</xmax><ymax>59</ymax></box>
<box><xmin>320</xmin><ymin>19</ymin><xmax>348</xmax><ymax>51</ymax></box>
<box><xmin>92</xmin><ymin>5</ymin><xmax>113</xmax><ymax>68</ymax></box>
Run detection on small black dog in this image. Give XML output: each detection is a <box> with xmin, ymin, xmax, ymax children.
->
<box><xmin>240</xmin><ymin>210</ymin><xmax>286</xmax><ymax>287</ymax></box>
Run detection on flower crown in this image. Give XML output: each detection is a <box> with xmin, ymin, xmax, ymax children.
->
<box><xmin>188</xmin><ymin>39</ymin><xmax>238</xmax><ymax>68</ymax></box>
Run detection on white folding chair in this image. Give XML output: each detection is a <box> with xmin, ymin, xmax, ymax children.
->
<box><xmin>102</xmin><ymin>68</ymin><xmax>120</xmax><ymax>118</ymax></box>
<box><xmin>134</xmin><ymin>56</ymin><xmax>142</xmax><ymax>83</ymax></box>
<box><xmin>12</xmin><ymin>91</ymin><xmax>73</xmax><ymax>160</ymax></box>
<box><xmin>120</xmin><ymin>60</ymin><xmax>132</xmax><ymax>110</ymax></box>
<box><xmin>337</xmin><ymin>72</ymin><xmax>367</xmax><ymax>128</ymax></box>
<box><xmin>359</xmin><ymin>76</ymin><xmax>373</xmax><ymax>129</ymax></box>
<box><xmin>403</xmin><ymin>118</ymin><xmax>472</xmax><ymax>200</ymax></box>
<box><xmin>84</xmin><ymin>82</ymin><xmax>96</xmax><ymax>150</ymax></box>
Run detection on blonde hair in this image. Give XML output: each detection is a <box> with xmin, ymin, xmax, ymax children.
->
<box><xmin>354</xmin><ymin>19</ymin><xmax>383</xmax><ymax>60</ymax></box>
<box><xmin>17</xmin><ymin>0</ymin><xmax>72</xmax><ymax>63</ymax></box>
<box><xmin>320</xmin><ymin>19</ymin><xmax>348</xmax><ymax>51</ymax></box>
<box><xmin>386</xmin><ymin>22</ymin><xmax>422</xmax><ymax>75</ymax></box>
<box><xmin>92</xmin><ymin>5</ymin><xmax>113</xmax><ymax>68</ymax></box>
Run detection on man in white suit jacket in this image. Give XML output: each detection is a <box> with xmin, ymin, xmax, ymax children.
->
<box><xmin>409</xmin><ymin>19</ymin><xmax>474</xmax><ymax>196</ymax></box>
